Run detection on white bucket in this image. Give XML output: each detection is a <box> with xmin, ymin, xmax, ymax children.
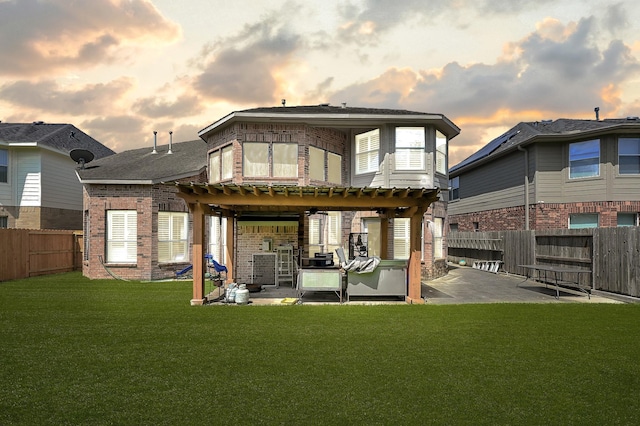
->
<box><xmin>235</xmin><ymin>284</ymin><xmax>250</xmax><ymax>305</ymax></box>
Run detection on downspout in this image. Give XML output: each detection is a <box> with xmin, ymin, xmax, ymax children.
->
<box><xmin>518</xmin><ymin>146</ymin><xmax>529</xmax><ymax>230</ymax></box>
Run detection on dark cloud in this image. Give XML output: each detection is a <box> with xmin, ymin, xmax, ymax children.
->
<box><xmin>328</xmin><ymin>68</ymin><xmax>417</xmax><ymax>109</ymax></box>
<box><xmin>0</xmin><ymin>0</ymin><xmax>180</xmax><ymax>77</ymax></box>
<box><xmin>193</xmin><ymin>20</ymin><xmax>301</xmax><ymax>104</ymax></box>
<box><xmin>602</xmin><ymin>3</ymin><xmax>629</xmax><ymax>36</ymax></box>
<box><xmin>0</xmin><ymin>78</ymin><xmax>134</xmax><ymax>115</ymax></box>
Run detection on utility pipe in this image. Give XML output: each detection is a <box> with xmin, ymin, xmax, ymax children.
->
<box><xmin>518</xmin><ymin>145</ymin><xmax>529</xmax><ymax>230</ymax></box>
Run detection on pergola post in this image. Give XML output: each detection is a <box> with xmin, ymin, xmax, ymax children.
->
<box><xmin>190</xmin><ymin>203</ymin><xmax>206</xmax><ymax>305</ymax></box>
<box><xmin>406</xmin><ymin>211</ymin><xmax>426</xmax><ymax>304</ymax></box>
<box><xmin>380</xmin><ymin>215</ymin><xmax>389</xmax><ymax>260</ymax></box>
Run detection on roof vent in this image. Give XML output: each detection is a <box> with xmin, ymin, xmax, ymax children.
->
<box><xmin>167</xmin><ymin>131</ymin><xmax>173</xmax><ymax>154</ymax></box>
<box><xmin>626</xmin><ymin>116</ymin><xmax>639</xmax><ymax>121</ymax></box>
<box><xmin>152</xmin><ymin>131</ymin><xmax>158</xmax><ymax>154</ymax></box>
<box><xmin>319</xmin><ymin>103</ymin><xmax>330</xmax><ymax>106</ymax></box>
<box><xmin>33</xmin><ymin>121</ymin><xmax>44</xmax><ymax>125</ymax></box>
<box><xmin>594</xmin><ymin>107</ymin><xmax>600</xmax><ymax>121</ymax></box>
<box><xmin>341</xmin><ymin>102</ymin><xmax>347</xmax><ymax>108</ymax></box>
<box><xmin>281</xmin><ymin>99</ymin><xmax>286</xmax><ymax>107</ymax></box>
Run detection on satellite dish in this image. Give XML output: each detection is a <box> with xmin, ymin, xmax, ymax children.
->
<box><xmin>70</xmin><ymin>148</ymin><xmax>95</xmax><ymax>169</ymax></box>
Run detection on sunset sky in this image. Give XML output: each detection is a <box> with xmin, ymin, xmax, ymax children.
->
<box><xmin>1</xmin><ymin>0</ymin><xmax>639</xmax><ymax>166</ymax></box>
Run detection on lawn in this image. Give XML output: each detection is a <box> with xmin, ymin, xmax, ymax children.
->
<box><xmin>1</xmin><ymin>272</ymin><xmax>639</xmax><ymax>425</ymax></box>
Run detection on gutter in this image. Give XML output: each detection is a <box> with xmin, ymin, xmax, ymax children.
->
<box><xmin>517</xmin><ymin>145</ymin><xmax>529</xmax><ymax>230</ymax></box>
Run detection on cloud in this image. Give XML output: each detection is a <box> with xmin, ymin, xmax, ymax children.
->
<box><xmin>133</xmin><ymin>95</ymin><xmax>202</xmax><ymax>118</ymax></box>
<box><xmin>336</xmin><ymin>0</ymin><xmax>556</xmax><ymax>44</ymax></box>
<box><xmin>328</xmin><ymin>68</ymin><xmax>418</xmax><ymax>108</ymax></box>
<box><xmin>325</xmin><ymin>15</ymin><xmax>640</xmax><ymax>165</ymax></box>
<box><xmin>0</xmin><ymin>0</ymin><xmax>181</xmax><ymax>77</ymax></box>
<box><xmin>0</xmin><ymin>77</ymin><xmax>134</xmax><ymax>115</ymax></box>
<box><xmin>193</xmin><ymin>18</ymin><xmax>302</xmax><ymax>104</ymax></box>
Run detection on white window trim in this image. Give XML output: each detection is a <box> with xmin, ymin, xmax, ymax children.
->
<box><xmin>107</xmin><ymin>210</ymin><xmax>137</xmax><ymax>264</ymax></box>
<box><xmin>355</xmin><ymin>129</ymin><xmax>380</xmax><ymax>174</ymax></box>
<box><xmin>158</xmin><ymin>212</ymin><xmax>188</xmax><ymax>263</ymax></box>
<box><xmin>395</xmin><ymin>127</ymin><xmax>425</xmax><ymax>171</ymax></box>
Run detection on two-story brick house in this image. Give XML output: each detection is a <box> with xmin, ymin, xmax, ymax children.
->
<box><xmin>79</xmin><ymin>105</ymin><xmax>460</xmax><ymax>304</ymax></box>
<box><xmin>448</xmin><ymin>116</ymin><xmax>640</xmax><ymax>231</ymax></box>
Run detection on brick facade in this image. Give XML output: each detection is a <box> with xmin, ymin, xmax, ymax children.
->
<box><xmin>0</xmin><ymin>206</ymin><xmax>81</xmax><ymax>230</ymax></box>
<box><xmin>83</xmin><ymin>171</ymin><xmax>206</xmax><ymax>281</ymax></box>
<box><xmin>449</xmin><ymin>201</ymin><xmax>640</xmax><ymax>231</ymax></box>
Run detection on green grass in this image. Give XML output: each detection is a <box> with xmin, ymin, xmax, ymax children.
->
<box><xmin>1</xmin><ymin>273</ymin><xmax>640</xmax><ymax>425</ymax></box>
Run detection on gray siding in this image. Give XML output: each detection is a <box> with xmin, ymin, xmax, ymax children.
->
<box><xmin>532</xmin><ymin>143</ymin><xmax>563</xmax><ymax>203</ymax></box>
<box><xmin>449</xmin><ymin>151</ymin><xmax>526</xmax><ymax>215</ymax></box>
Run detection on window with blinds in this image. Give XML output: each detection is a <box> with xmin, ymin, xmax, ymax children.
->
<box><xmin>355</xmin><ymin>129</ymin><xmax>379</xmax><ymax>174</ymax></box>
<box><xmin>158</xmin><ymin>212</ymin><xmax>188</xmax><ymax>263</ymax></box>
<box><xmin>433</xmin><ymin>217</ymin><xmax>444</xmax><ymax>259</ymax></box>
<box><xmin>393</xmin><ymin>218</ymin><xmax>410</xmax><ymax>260</ymax></box>
<box><xmin>327</xmin><ymin>152</ymin><xmax>342</xmax><ymax>184</ymax></box>
<box><xmin>107</xmin><ymin>210</ymin><xmax>137</xmax><ymax>263</ymax></box>
<box><xmin>436</xmin><ymin>130</ymin><xmax>447</xmax><ymax>174</ymax></box>
<box><xmin>395</xmin><ymin>127</ymin><xmax>425</xmax><ymax>170</ymax></box>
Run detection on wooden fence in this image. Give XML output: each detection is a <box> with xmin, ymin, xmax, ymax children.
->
<box><xmin>448</xmin><ymin>228</ymin><xmax>640</xmax><ymax>298</ymax></box>
<box><xmin>0</xmin><ymin>229</ymin><xmax>83</xmax><ymax>282</ymax></box>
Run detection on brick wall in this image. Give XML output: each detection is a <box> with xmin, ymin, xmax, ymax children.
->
<box><xmin>449</xmin><ymin>201</ymin><xmax>640</xmax><ymax>231</ymax></box>
<box><xmin>83</xmin><ymin>174</ymin><xmax>201</xmax><ymax>281</ymax></box>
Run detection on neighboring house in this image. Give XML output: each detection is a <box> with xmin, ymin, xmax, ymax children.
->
<box><xmin>448</xmin><ymin>117</ymin><xmax>640</xmax><ymax>231</ymax></box>
<box><xmin>76</xmin><ymin>138</ymin><xmax>209</xmax><ymax>281</ymax></box>
<box><xmin>0</xmin><ymin>122</ymin><xmax>115</xmax><ymax>229</ymax></box>
<box><xmin>78</xmin><ymin>105</ymin><xmax>459</xmax><ymax>304</ymax></box>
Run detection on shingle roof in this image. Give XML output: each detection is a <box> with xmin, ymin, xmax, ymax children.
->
<box><xmin>450</xmin><ymin>117</ymin><xmax>640</xmax><ymax>174</ymax></box>
<box><xmin>0</xmin><ymin>122</ymin><xmax>115</xmax><ymax>159</ymax></box>
<box><xmin>76</xmin><ymin>139</ymin><xmax>207</xmax><ymax>183</ymax></box>
<box><xmin>199</xmin><ymin>104</ymin><xmax>461</xmax><ymax>140</ymax></box>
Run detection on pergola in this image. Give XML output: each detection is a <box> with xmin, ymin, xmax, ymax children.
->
<box><xmin>172</xmin><ymin>182</ymin><xmax>440</xmax><ymax>305</ymax></box>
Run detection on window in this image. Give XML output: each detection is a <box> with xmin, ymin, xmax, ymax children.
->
<box><xmin>395</xmin><ymin>127</ymin><xmax>425</xmax><ymax>170</ymax></box>
<box><xmin>158</xmin><ymin>212</ymin><xmax>188</xmax><ymax>263</ymax></box>
<box><xmin>0</xmin><ymin>216</ymin><xmax>7</xmax><ymax>228</ymax></box>
<box><xmin>355</xmin><ymin>129</ymin><xmax>379</xmax><ymax>174</ymax></box>
<box><xmin>273</xmin><ymin>143</ymin><xmax>297</xmax><ymax>177</ymax></box>
<box><xmin>308</xmin><ymin>212</ymin><xmax>341</xmax><ymax>257</ymax></box>
<box><xmin>209</xmin><ymin>216</ymin><xmax>227</xmax><ymax>263</ymax></box>
<box><xmin>619</xmin><ymin>138</ymin><xmax>640</xmax><ymax>175</ymax></box>
<box><xmin>450</xmin><ymin>223</ymin><xmax>459</xmax><ymax>232</ymax></box>
<box><xmin>433</xmin><ymin>217</ymin><xmax>444</xmax><ymax>259</ymax></box>
<box><xmin>617</xmin><ymin>213</ymin><xmax>638</xmax><ymax>227</ymax></box>
<box><xmin>436</xmin><ymin>131</ymin><xmax>447</xmax><ymax>174</ymax></box>
<box><xmin>569</xmin><ymin>140</ymin><xmax>600</xmax><ymax>179</ymax></box>
<box><xmin>209</xmin><ymin>150</ymin><xmax>220</xmax><ymax>183</ymax></box>
<box><xmin>309</xmin><ymin>146</ymin><xmax>324</xmax><ymax>181</ymax></box>
<box><xmin>83</xmin><ymin>210</ymin><xmax>89</xmax><ymax>261</ymax></box>
<box><xmin>243</xmin><ymin>142</ymin><xmax>297</xmax><ymax>178</ymax></box>
<box><xmin>449</xmin><ymin>176</ymin><xmax>459</xmax><ymax>200</ymax></box>
<box><xmin>362</xmin><ymin>219</ymin><xmax>381</xmax><ymax>257</ymax></box>
<box><xmin>107</xmin><ymin>210</ymin><xmax>137</xmax><ymax>263</ymax></box>
<box><xmin>393</xmin><ymin>218</ymin><xmax>410</xmax><ymax>260</ymax></box>
<box><xmin>209</xmin><ymin>145</ymin><xmax>233</xmax><ymax>183</ymax></box>
<box><xmin>310</xmin><ymin>147</ymin><xmax>342</xmax><ymax>184</ymax></box>
<box><xmin>327</xmin><ymin>152</ymin><xmax>342</xmax><ymax>184</ymax></box>
<box><xmin>243</xmin><ymin>143</ymin><xmax>269</xmax><ymax>177</ymax></box>
<box><xmin>569</xmin><ymin>213</ymin><xmax>598</xmax><ymax>229</ymax></box>
<box><xmin>0</xmin><ymin>149</ymin><xmax>7</xmax><ymax>183</ymax></box>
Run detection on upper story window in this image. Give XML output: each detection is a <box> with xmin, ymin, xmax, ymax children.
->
<box><xmin>619</xmin><ymin>137</ymin><xmax>640</xmax><ymax>175</ymax></box>
<box><xmin>158</xmin><ymin>212</ymin><xmax>188</xmax><ymax>263</ymax></box>
<box><xmin>355</xmin><ymin>129</ymin><xmax>379</xmax><ymax>174</ymax></box>
<box><xmin>243</xmin><ymin>142</ymin><xmax>297</xmax><ymax>178</ymax></box>
<box><xmin>0</xmin><ymin>148</ymin><xmax>8</xmax><ymax>183</ymax></box>
<box><xmin>569</xmin><ymin>140</ymin><xmax>600</xmax><ymax>179</ymax></box>
<box><xmin>209</xmin><ymin>145</ymin><xmax>233</xmax><ymax>183</ymax></box>
<box><xmin>310</xmin><ymin>146</ymin><xmax>342</xmax><ymax>184</ymax></box>
<box><xmin>107</xmin><ymin>210</ymin><xmax>137</xmax><ymax>263</ymax></box>
<box><xmin>449</xmin><ymin>176</ymin><xmax>459</xmax><ymax>200</ymax></box>
<box><xmin>436</xmin><ymin>131</ymin><xmax>447</xmax><ymax>174</ymax></box>
<box><xmin>395</xmin><ymin>127</ymin><xmax>425</xmax><ymax>170</ymax></box>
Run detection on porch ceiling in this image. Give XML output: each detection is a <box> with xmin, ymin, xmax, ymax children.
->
<box><xmin>170</xmin><ymin>183</ymin><xmax>440</xmax><ymax>217</ymax></box>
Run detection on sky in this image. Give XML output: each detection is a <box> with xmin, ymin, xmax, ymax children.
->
<box><xmin>1</xmin><ymin>0</ymin><xmax>639</xmax><ymax>167</ymax></box>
